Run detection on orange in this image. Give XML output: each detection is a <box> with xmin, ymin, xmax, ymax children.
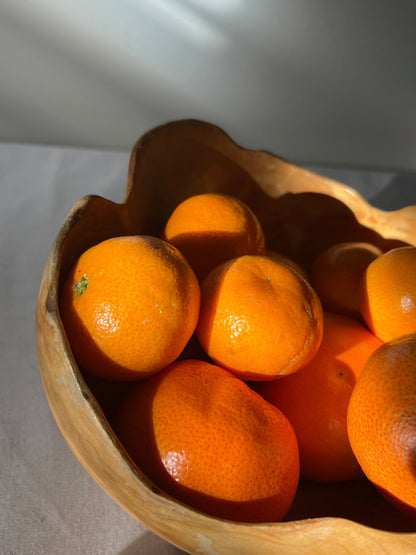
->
<box><xmin>60</xmin><ymin>235</ymin><xmax>200</xmax><ymax>381</ymax></box>
<box><xmin>358</xmin><ymin>246</ymin><xmax>416</xmax><ymax>341</ymax></box>
<box><xmin>310</xmin><ymin>241</ymin><xmax>382</xmax><ymax>319</ymax></box>
<box><xmin>163</xmin><ymin>193</ymin><xmax>265</xmax><ymax>281</ymax></box>
<box><xmin>115</xmin><ymin>358</ymin><xmax>300</xmax><ymax>523</ymax></box>
<box><xmin>347</xmin><ymin>334</ymin><xmax>416</xmax><ymax>515</ymax></box>
<box><xmin>255</xmin><ymin>312</ymin><xmax>383</xmax><ymax>482</ymax></box>
<box><xmin>266</xmin><ymin>249</ymin><xmax>309</xmax><ymax>281</ymax></box>
<box><xmin>196</xmin><ymin>254</ymin><xmax>323</xmax><ymax>380</ymax></box>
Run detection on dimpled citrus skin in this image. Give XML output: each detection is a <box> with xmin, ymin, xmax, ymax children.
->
<box><xmin>255</xmin><ymin>312</ymin><xmax>383</xmax><ymax>482</ymax></box>
<box><xmin>60</xmin><ymin>235</ymin><xmax>200</xmax><ymax>380</ymax></box>
<box><xmin>116</xmin><ymin>359</ymin><xmax>300</xmax><ymax>523</ymax></box>
<box><xmin>163</xmin><ymin>193</ymin><xmax>265</xmax><ymax>281</ymax></box>
<box><xmin>311</xmin><ymin>241</ymin><xmax>382</xmax><ymax>319</ymax></box>
<box><xmin>196</xmin><ymin>255</ymin><xmax>324</xmax><ymax>381</ymax></box>
<box><xmin>347</xmin><ymin>334</ymin><xmax>416</xmax><ymax>514</ymax></box>
<box><xmin>359</xmin><ymin>246</ymin><xmax>416</xmax><ymax>341</ymax></box>
<box><xmin>266</xmin><ymin>249</ymin><xmax>309</xmax><ymax>281</ymax></box>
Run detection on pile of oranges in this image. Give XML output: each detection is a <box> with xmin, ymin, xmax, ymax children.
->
<box><xmin>60</xmin><ymin>192</ymin><xmax>416</xmax><ymax>524</ymax></box>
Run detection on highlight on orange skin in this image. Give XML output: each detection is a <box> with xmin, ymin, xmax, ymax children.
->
<box><xmin>115</xmin><ymin>359</ymin><xmax>300</xmax><ymax>523</ymax></box>
<box><xmin>359</xmin><ymin>246</ymin><xmax>416</xmax><ymax>341</ymax></box>
<box><xmin>163</xmin><ymin>193</ymin><xmax>265</xmax><ymax>281</ymax></box>
<box><xmin>255</xmin><ymin>312</ymin><xmax>383</xmax><ymax>482</ymax></box>
<box><xmin>196</xmin><ymin>254</ymin><xmax>323</xmax><ymax>381</ymax></box>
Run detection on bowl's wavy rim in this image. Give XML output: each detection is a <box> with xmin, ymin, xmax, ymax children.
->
<box><xmin>36</xmin><ymin>119</ymin><xmax>416</xmax><ymax>554</ymax></box>
<box><xmin>124</xmin><ymin>119</ymin><xmax>416</xmax><ymax>246</ymax></box>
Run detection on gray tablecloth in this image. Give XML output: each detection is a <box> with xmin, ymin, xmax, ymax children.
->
<box><xmin>1</xmin><ymin>142</ymin><xmax>415</xmax><ymax>554</ymax></box>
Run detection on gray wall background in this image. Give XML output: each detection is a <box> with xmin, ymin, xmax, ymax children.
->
<box><xmin>1</xmin><ymin>0</ymin><xmax>415</xmax><ymax>172</ymax></box>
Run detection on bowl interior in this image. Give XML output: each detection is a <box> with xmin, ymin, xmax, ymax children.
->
<box><xmin>38</xmin><ymin>119</ymin><xmax>416</xmax><ymax>554</ymax></box>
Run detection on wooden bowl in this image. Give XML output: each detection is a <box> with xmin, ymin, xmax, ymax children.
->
<box><xmin>36</xmin><ymin>119</ymin><xmax>416</xmax><ymax>554</ymax></box>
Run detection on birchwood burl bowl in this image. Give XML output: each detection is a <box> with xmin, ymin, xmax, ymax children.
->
<box><xmin>36</xmin><ymin>119</ymin><xmax>416</xmax><ymax>554</ymax></box>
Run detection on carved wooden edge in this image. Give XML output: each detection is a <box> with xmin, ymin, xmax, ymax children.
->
<box><xmin>125</xmin><ymin>119</ymin><xmax>416</xmax><ymax>245</ymax></box>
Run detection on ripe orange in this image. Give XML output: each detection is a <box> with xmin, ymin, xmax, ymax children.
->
<box><xmin>60</xmin><ymin>235</ymin><xmax>200</xmax><ymax>381</ymax></box>
<box><xmin>310</xmin><ymin>241</ymin><xmax>382</xmax><ymax>319</ymax></box>
<box><xmin>358</xmin><ymin>246</ymin><xmax>416</xmax><ymax>341</ymax></box>
<box><xmin>255</xmin><ymin>312</ymin><xmax>383</xmax><ymax>482</ymax></box>
<box><xmin>163</xmin><ymin>193</ymin><xmax>265</xmax><ymax>281</ymax></box>
<box><xmin>196</xmin><ymin>254</ymin><xmax>323</xmax><ymax>380</ymax></box>
<box><xmin>116</xmin><ymin>358</ymin><xmax>300</xmax><ymax>523</ymax></box>
<box><xmin>266</xmin><ymin>249</ymin><xmax>309</xmax><ymax>281</ymax></box>
<box><xmin>347</xmin><ymin>334</ymin><xmax>416</xmax><ymax>515</ymax></box>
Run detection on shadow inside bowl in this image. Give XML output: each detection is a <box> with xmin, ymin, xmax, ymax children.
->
<box><xmin>248</xmin><ymin>191</ymin><xmax>407</xmax><ymax>274</ymax></box>
<box><xmin>284</xmin><ymin>477</ymin><xmax>416</xmax><ymax>532</ymax></box>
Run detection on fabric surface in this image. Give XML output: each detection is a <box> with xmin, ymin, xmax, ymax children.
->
<box><xmin>0</xmin><ymin>142</ymin><xmax>415</xmax><ymax>554</ymax></box>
